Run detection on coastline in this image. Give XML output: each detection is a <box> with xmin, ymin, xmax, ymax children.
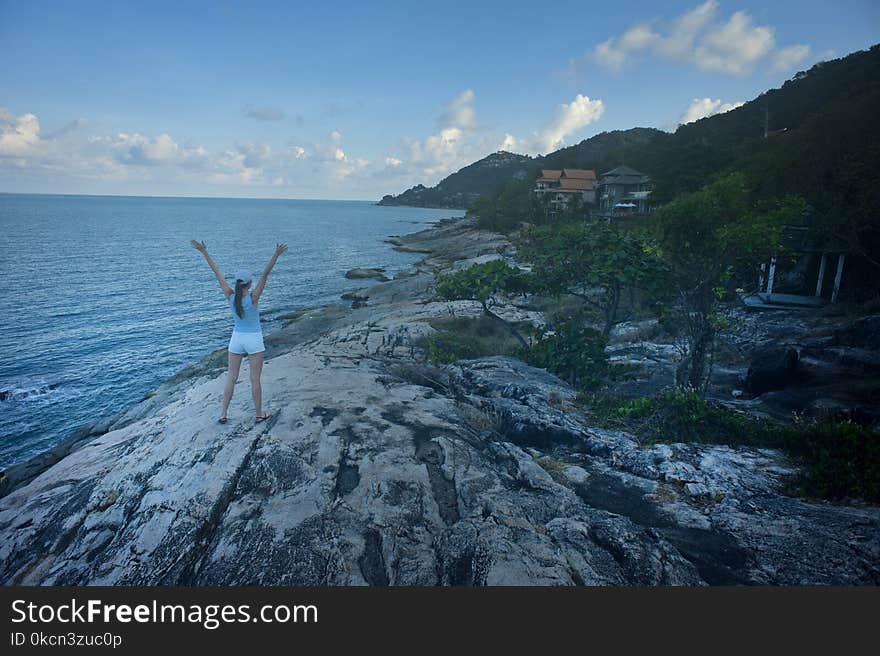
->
<box><xmin>0</xmin><ymin>214</ymin><xmax>464</xmax><ymax>497</ymax></box>
<box><xmin>0</xmin><ymin>214</ymin><xmax>877</xmax><ymax>585</ymax></box>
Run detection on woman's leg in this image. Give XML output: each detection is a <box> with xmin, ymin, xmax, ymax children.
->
<box><xmin>221</xmin><ymin>352</ymin><xmax>244</xmax><ymax>419</ymax></box>
<box><xmin>248</xmin><ymin>351</ymin><xmax>265</xmax><ymax>417</ymax></box>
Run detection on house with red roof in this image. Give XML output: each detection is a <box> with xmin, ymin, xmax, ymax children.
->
<box><xmin>534</xmin><ymin>168</ymin><xmax>597</xmax><ymax>210</ymax></box>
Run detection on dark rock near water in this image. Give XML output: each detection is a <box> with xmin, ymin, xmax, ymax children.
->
<box><xmin>345</xmin><ymin>267</ymin><xmax>389</xmax><ymax>281</ymax></box>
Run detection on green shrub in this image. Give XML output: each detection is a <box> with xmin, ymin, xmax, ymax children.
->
<box><xmin>584</xmin><ymin>389</ymin><xmax>880</xmax><ymax>502</ymax></box>
<box><xmin>417</xmin><ymin>316</ymin><xmax>524</xmax><ymax>365</ymax></box>
<box><xmin>522</xmin><ymin>322</ymin><xmax>608</xmax><ymax>390</ymax></box>
<box><xmin>420</xmin><ymin>332</ymin><xmax>489</xmax><ymax>364</ymax></box>
<box><xmin>434</xmin><ymin>259</ymin><xmax>528</xmax><ymax>304</ymax></box>
<box><xmin>785</xmin><ymin>419</ymin><xmax>880</xmax><ymax>502</ymax></box>
<box><xmin>590</xmin><ymin>388</ymin><xmax>766</xmax><ymax>445</ymax></box>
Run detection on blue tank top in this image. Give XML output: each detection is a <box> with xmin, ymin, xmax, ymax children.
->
<box><xmin>229</xmin><ymin>292</ymin><xmax>261</xmax><ymax>333</ymax></box>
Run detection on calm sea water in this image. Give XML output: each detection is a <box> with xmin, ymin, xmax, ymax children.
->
<box><xmin>0</xmin><ymin>194</ymin><xmax>462</xmax><ymax>468</ymax></box>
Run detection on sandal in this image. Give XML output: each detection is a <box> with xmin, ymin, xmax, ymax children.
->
<box><xmin>218</xmin><ymin>417</ymin><xmax>228</xmax><ymax>424</ymax></box>
<box><xmin>255</xmin><ymin>412</ymin><xmax>272</xmax><ymax>424</ymax></box>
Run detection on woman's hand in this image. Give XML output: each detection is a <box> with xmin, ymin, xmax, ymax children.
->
<box><xmin>274</xmin><ymin>243</ymin><xmax>288</xmax><ymax>258</ymax></box>
<box><xmin>191</xmin><ymin>240</ymin><xmax>208</xmax><ymax>253</ymax></box>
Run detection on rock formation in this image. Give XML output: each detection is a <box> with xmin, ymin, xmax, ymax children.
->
<box><xmin>1</xmin><ymin>217</ymin><xmax>877</xmax><ymax>585</ymax></box>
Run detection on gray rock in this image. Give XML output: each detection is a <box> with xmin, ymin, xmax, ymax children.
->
<box><xmin>685</xmin><ymin>482</ymin><xmax>711</xmax><ymax>498</ymax></box>
<box><xmin>345</xmin><ymin>267</ymin><xmax>389</xmax><ymax>281</ymax></box>
<box><xmin>746</xmin><ymin>346</ymin><xmax>800</xmax><ymax>395</ymax></box>
<box><xmin>834</xmin><ymin>315</ymin><xmax>880</xmax><ymax>348</ymax></box>
<box><xmin>0</xmin><ymin>217</ymin><xmax>877</xmax><ymax>587</ymax></box>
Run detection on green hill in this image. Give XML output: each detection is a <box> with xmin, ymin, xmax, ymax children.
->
<box><xmin>379</xmin><ymin>44</ymin><xmax>880</xmax><ymax>213</ymax></box>
<box><xmin>378</xmin><ymin>151</ymin><xmax>534</xmax><ymax>209</ymax></box>
<box><xmin>378</xmin><ymin>129</ymin><xmax>664</xmax><ymax>209</ymax></box>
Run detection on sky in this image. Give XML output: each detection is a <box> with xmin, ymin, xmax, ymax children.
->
<box><xmin>1</xmin><ymin>0</ymin><xmax>878</xmax><ymax>200</ymax></box>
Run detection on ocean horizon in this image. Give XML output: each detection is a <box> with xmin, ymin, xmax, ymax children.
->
<box><xmin>0</xmin><ymin>193</ymin><xmax>463</xmax><ymax>468</ymax></box>
<box><xmin>0</xmin><ymin>191</ymin><xmax>383</xmax><ymax>203</ymax></box>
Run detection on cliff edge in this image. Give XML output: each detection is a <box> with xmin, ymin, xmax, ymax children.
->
<box><xmin>1</xmin><ymin>217</ymin><xmax>878</xmax><ymax>585</ymax></box>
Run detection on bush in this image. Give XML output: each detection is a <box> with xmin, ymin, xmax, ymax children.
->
<box><xmin>522</xmin><ymin>322</ymin><xmax>608</xmax><ymax>390</ymax></box>
<box><xmin>584</xmin><ymin>389</ymin><xmax>880</xmax><ymax>502</ymax></box>
<box><xmin>786</xmin><ymin>419</ymin><xmax>880</xmax><ymax>502</ymax></box>
<box><xmin>420</xmin><ymin>332</ymin><xmax>491</xmax><ymax>364</ymax></box>
<box><xmin>590</xmin><ymin>388</ymin><xmax>768</xmax><ymax>445</ymax></box>
<box><xmin>417</xmin><ymin>316</ymin><xmax>524</xmax><ymax>365</ymax></box>
<box><xmin>434</xmin><ymin>259</ymin><xmax>527</xmax><ymax>304</ymax></box>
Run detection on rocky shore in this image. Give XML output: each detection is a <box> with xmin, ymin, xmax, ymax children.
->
<box><xmin>1</xmin><ymin>216</ymin><xmax>878</xmax><ymax>585</ymax></box>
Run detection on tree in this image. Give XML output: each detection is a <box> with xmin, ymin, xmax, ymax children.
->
<box><xmin>471</xmin><ymin>179</ymin><xmax>535</xmax><ymax>232</ymax></box>
<box><xmin>434</xmin><ymin>260</ymin><xmax>530</xmax><ymax>348</ymax></box>
<box><xmin>520</xmin><ymin>220</ymin><xmax>668</xmax><ymax>335</ymax></box>
<box><xmin>524</xmin><ymin>319</ymin><xmax>608</xmax><ymax>390</ymax></box>
<box><xmin>653</xmin><ymin>173</ymin><xmax>805</xmax><ymax>391</ymax></box>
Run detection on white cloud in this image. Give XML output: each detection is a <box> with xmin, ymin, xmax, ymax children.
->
<box><xmin>404</xmin><ymin>127</ymin><xmax>466</xmax><ymax>179</ymax></box>
<box><xmin>524</xmin><ymin>94</ymin><xmax>604</xmax><ymax>154</ymax></box>
<box><xmin>89</xmin><ymin>132</ymin><xmax>184</xmax><ymax>165</ymax></box>
<box><xmin>695</xmin><ymin>11</ymin><xmax>775</xmax><ymax>74</ymax></box>
<box><xmin>0</xmin><ymin>108</ymin><xmax>270</xmax><ymax>187</ymax></box>
<box><xmin>293</xmin><ymin>131</ymin><xmax>370</xmax><ymax>181</ymax></box>
<box><xmin>237</xmin><ymin>142</ymin><xmax>271</xmax><ymax>168</ymax></box>
<box><xmin>498</xmin><ymin>133</ymin><xmax>517</xmax><ymax>151</ymax></box>
<box><xmin>393</xmin><ymin>90</ymin><xmax>480</xmax><ymax>181</ymax></box>
<box><xmin>678</xmin><ymin>97</ymin><xmax>745</xmax><ymax>125</ymax></box>
<box><xmin>587</xmin><ymin>1</ymin><xmax>810</xmax><ymax>76</ymax></box>
<box><xmin>1</xmin><ymin>87</ymin><xmax>605</xmax><ymax>197</ymax></box>
<box><xmin>46</xmin><ymin>118</ymin><xmax>88</xmax><ymax>140</ymax></box>
<box><xmin>439</xmin><ymin>89</ymin><xmax>476</xmax><ymax>130</ymax></box>
<box><xmin>0</xmin><ymin>109</ymin><xmax>41</xmax><ymax>156</ymax></box>
<box><xmin>381</xmin><ymin>88</ymin><xmax>604</xmax><ymax>189</ymax></box>
<box><xmin>594</xmin><ymin>24</ymin><xmax>660</xmax><ymax>72</ymax></box>
<box><xmin>656</xmin><ymin>0</ymin><xmax>717</xmax><ymax>60</ymax></box>
<box><xmin>771</xmin><ymin>44</ymin><xmax>811</xmax><ymax>72</ymax></box>
<box><xmin>209</xmin><ymin>149</ymin><xmax>261</xmax><ymax>183</ymax></box>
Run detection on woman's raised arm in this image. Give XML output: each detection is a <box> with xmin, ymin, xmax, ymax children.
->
<box><xmin>251</xmin><ymin>243</ymin><xmax>288</xmax><ymax>304</ymax></box>
<box><xmin>191</xmin><ymin>240</ymin><xmax>233</xmax><ymax>298</ymax></box>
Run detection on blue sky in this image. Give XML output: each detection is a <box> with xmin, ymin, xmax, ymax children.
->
<box><xmin>1</xmin><ymin>0</ymin><xmax>877</xmax><ymax>199</ymax></box>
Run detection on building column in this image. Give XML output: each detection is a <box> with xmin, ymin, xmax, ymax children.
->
<box><xmin>766</xmin><ymin>257</ymin><xmax>777</xmax><ymax>295</ymax></box>
<box><xmin>815</xmin><ymin>253</ymin><xmax>827</xmax><ymax>297</ymax></box>
<box><xmin>831</xmin><ymin>254</ymin><xmax>846</xmax><ymax>303</ymax></box>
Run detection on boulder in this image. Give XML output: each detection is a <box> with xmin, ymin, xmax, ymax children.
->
<box><xmin>833</xmin><ymin>315</ymin><xmax>880</xmax><ymax>348</ymax></box>
<box><xmin>746</xmin><ymin>346</ymin><xmax>799</xmax><ymax>395</ymax></box>
<box><xmin>345</xmin><ymin>267</ymin><xmax>389</xmax><ymax>281</ymax></box>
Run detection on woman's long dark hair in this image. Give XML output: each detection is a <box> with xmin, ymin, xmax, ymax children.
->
<box><xmin>234</xmin><ymin>279</ymin><xmax>248</xmax><ymax>319</ymax></box>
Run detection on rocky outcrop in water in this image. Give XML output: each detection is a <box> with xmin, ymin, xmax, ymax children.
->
<box><xmin>1</xmin><ymin>217</ymin><xmax>877</xmax><ymax>585</ymax></box>
<box><xmin>345</xmin><ymin>267</ymin><xmax>389</xmax><ymax>281</ymax></box>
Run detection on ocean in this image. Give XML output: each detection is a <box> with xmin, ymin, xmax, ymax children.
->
<box><xmin>0</xmin><ymin>193</ymin><xmax>462</xmax><ymax>468</ymax></box>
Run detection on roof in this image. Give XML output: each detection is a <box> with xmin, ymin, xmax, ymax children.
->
<box><xmin>538</xmin><ymin>169</ymin><xmax>562</xmax><ymax>180</ymax></box>
<box><xmin>562</xmin><ymin>168</ymin><xmax>596</xmax><ymax>180</ymax></box>
<box><xmin>600</xmin><ymin>165</ymin><xmax>650</xmax><ymax>186</ymax></box>
<box><xmin>601</xmin><ymin>165</ymin><xmax>647</xmax><ymax>178</ymax></box>
<box><xmin>558</xmin><ymin>178</ymin><xmax>595</xmax><ymax>191</ymax></box>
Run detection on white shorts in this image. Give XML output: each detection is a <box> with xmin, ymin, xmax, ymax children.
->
<box><xmin>228</xmin><ymin>330</ymin><xmax>265</xmax><ymax>355</ymax></box>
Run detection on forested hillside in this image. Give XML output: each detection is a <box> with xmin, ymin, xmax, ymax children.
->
<box><xmin>380</xmin><ymin>44</ymin><xmax>880</xmax><ymax>218</ymax></box>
